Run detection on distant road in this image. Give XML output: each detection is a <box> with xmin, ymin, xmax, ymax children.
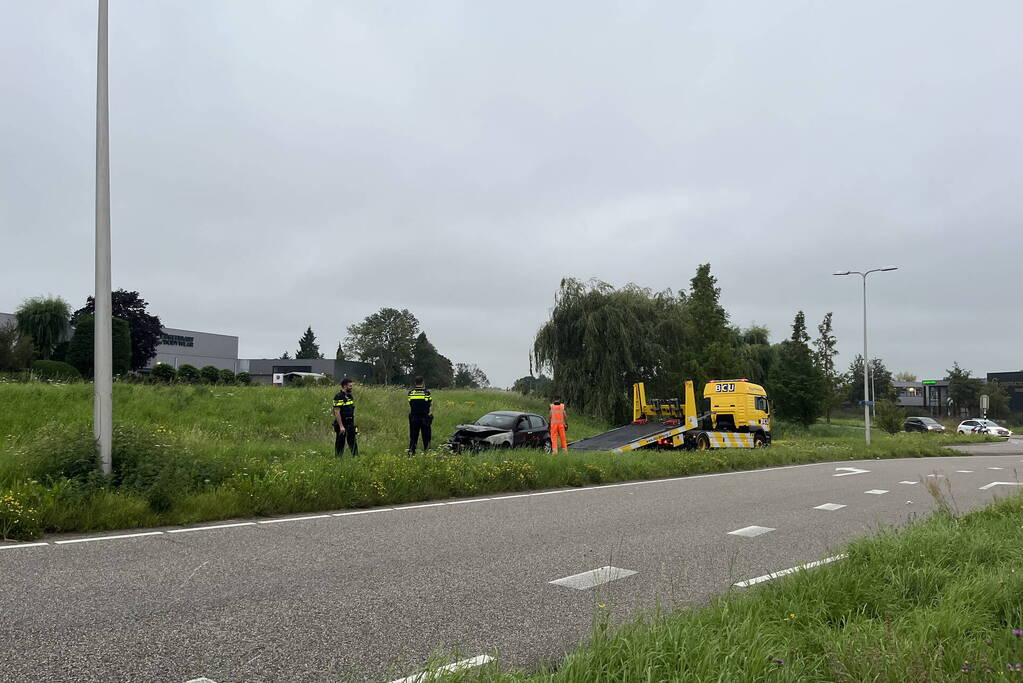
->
<box><xmin>1</xmin><ymin>442</ymin><xmax>1020</xmax><ymax>683</ymax></box>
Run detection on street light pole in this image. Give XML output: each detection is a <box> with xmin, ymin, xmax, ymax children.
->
<box><xmin>95</xmin><ymin>0</ymin><xmax>112</xmax><ymax>475</ymax></box>
<box><xmin>834</xmin><ymin>267</ymin><xmax>898</xmax><ymax>447</ymax></box>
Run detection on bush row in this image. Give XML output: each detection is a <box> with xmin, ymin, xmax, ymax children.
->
<box><xmin>149</xmin><ymin>363</ymin><xmax>251</xmax><ymax>385</ymax></box>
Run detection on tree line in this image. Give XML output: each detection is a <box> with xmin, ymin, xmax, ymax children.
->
<box><xmin>276</xmin><ymin>308</ymin><xmax>490</xmax><ymax>389</ymax></box>
<box><xmin>525</xmin><ymin>264</ymin><xmax>1014</xmax><ymax>425</ymax></box>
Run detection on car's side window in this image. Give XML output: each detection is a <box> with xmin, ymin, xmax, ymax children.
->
<box><xmin>518</xmin><ymin>417</ymin><xmax>531</xmax><ymax>431</ymax></box>
<box><xmin>964</xmin><ymin>420</ymin><xmax>977</xmax><ymax>426</ymax></box>
<box><xmin>529</xmin><ymin>416</ymin><xmax>545</xmax><ymax>429</ymax></box>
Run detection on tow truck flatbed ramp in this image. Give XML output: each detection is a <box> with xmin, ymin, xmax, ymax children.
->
<box><xmin>569</xmin><ymin>421</ymin><xmax>691</xmax><ymax>453</ymax></box>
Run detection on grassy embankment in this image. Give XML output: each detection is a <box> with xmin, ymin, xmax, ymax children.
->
<box><xmin>439</xmin><ymin>490</ymin><xmax>1023</xmax><ymax>682</ymax></box>
<box><xmin>0</xmin><ymin>383</ymin><xmax>989</xmax><ymax>540</ymax></box>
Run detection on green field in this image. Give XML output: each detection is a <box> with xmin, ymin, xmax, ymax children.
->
<box><xmin>0</xmin><ymin>382</ymin><xmax>989</xmax><ymax>540</ymax></box>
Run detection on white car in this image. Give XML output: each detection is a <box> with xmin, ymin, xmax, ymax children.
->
<box><xmin>957</xmin><ymin>419</ymin><xmax>1012</xmax><ymax>438</ymax></box>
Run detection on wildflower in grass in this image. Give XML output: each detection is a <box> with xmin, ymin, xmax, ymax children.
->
<box><xmin>961</xmin><ymin>663</ymin><xmax>971</xmax><ymax>672</ymax></box>
<box><xmin>1014</xmin><ymin>629</ymin><xmax>1022</xmax><ymax>638</ymax></box>
<box><xmin>773</xmin><ymin>659</ymin><xmax>784</xmax><ymax>666</ymax></box>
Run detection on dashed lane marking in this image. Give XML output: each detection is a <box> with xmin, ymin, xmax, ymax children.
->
<box><xmin>54</xmin><ymin>531</ymin><xmax>164</xmax><ymax>545</ymax></box>
<box><xmin>549</xmin><ymin>566</ymin><xmax>638</xmax><ymax>590</ymax></box>
<box><xmin>0</xmin><ymin>542</ymin><xmax>49</xmax><ymax>551</ymax></box>
<box><xmin>184</xmin><ymin>678</ymin><xmax>218</xmax><ymax>683</ymax></box>
<box><xmin>167</xmin><ymin>522</ymin><xmax>256</xmax><ymax>534</ymax></box>
<box><xmin>258</xmin><ymin>514</ymin><xmax>332</xmax><ymax>524</ymax></box>
<box><xmin>391</xmin><ymin>655</ymin><xmax>494</xmax><ymax>683</ymax></box>
<box><xmin>956</xmin><ymin>470</ymin><xmax>974</xmax><ymax>473</ymax></box>
<box><xmin>814</xmin><ymin>503</ymin><xmax>846</xmax><ymax>511</ymax></box>
<box><xmin>864</xmin><ymin>490</ymin><xmax>889</xmax><ymax>495</ymax></box>
<box><xmin>728</xmin><ymin>525</ymin><xmax>775</xmax><ymax>537</ymax></box>
<box><xmin>733</xmin><ymin>554</ymin><xmax>847</xmax><ymax>587</ymax></box>
<box><xmin>987</xmin><ymin>467</ymin><xmax>1005</xmax><ymax>470</ymax></box>
<box><xmin>898</xmin><ymin>481</ymin><xmax>917</xmax><ymax>485</ymax></box>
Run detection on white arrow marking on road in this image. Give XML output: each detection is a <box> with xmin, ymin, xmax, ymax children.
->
<box><xmin>979</xmin><ymin>482</ymin><xmax>1023</xmax><ymax>490</ymax></box>
<box><xmin>833</xmin><ymin>467</ymin><xmax>870</xmax><ymax>477</ymax></box>
<box><xmin>391</xmin><ymin>655</ymin><xmax>495</xmax><ymax>683</ymax></box>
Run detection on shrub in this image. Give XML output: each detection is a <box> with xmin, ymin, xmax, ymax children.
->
<box><xmin>218</xmin><ymin>369</ymin><xmax>236</xmax><ymax>385</ymax></box>
<box><xmin>176</xmin><ymin>364</ymin><xmax>201</xmax><ymax>383</ymax></box>
<box><xmin>151</xmin><ymin>363</ymin><xmax>176</xmax><ymax>383</ymax></box>
<box><xmin>200</xmin><ymin>365</ymin><xmax>221</xmax><ymax>384</ymax></box>
<box><xmin>30</xmin><ymin>360</ymin><xmax>82</xmax><ymax>381</ymax></box>
<box><xmin>0</xmin><ymin>489</ymin><xmax>42</xmax><ymax>540</ymax></box>
<box><xmin>66</xmin><ymin>315</ymin><xmax>133</xmax><ymax>377</ymax></box>
<box><xmin>876</xmin><ymin>399</ymin><xmax>906</xmax><ymax>436</ymax></box>
<box><xmin>236</xmin><ymin>372</ymin><xmax>252</xmax><ymax>385</ymax></box>
<box><xmin>0</xmin><ymin>322</ymin><xmax>35</xmax><ymax>372</ymax></box>
<box><xmin>20</xmin><ymin>423</ymin><xmax>99</xmax><ymax>485</ymax></box>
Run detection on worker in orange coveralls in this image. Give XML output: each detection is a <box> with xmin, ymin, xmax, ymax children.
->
<box><xmin>549</xmin><ymin>400</ymin><xmax>568</xmax><ymax>453</ymax></box>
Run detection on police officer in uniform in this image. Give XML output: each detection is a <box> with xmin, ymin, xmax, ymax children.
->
<box><xmin>407</xmin><ymin>376</ymin><xmax>433</xmax><ymax>454</ymax></box>
<box><xmin>332</xmin><ymin>377</ymin><xmax>358</xmax><ymax>457</ymax></box>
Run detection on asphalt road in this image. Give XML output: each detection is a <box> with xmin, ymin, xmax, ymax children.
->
<box><xmin>1</xmin><ymin>440</ymin><xmax>1021</xmax><ymax>683</ymax></box>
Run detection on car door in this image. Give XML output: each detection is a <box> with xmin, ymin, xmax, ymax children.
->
<box><xmin>529</xmin><ymin>415</ymin><xmax>548</xmax><ymax>447</ymax></box>
<box><xmin>514</xmin><ymin>416</ymin><xmax>532</xmax><ymax>447</ymax></box>
<box><xmin>961</xmin><ymin>420</ymin><xmax>977</xmax><ymax>433</ymax></box>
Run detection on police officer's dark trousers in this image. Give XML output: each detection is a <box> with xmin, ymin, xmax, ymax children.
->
<box><xmin>335</xmin><ymin>418</ymin><xmax>358</xmax><ymax>456</ymax></box>
<box><xmin>408</xmin><ymin>415</ymin><xmax>432</xmax><ymax>454</ymax></box>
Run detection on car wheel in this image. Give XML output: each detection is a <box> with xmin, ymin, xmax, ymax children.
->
<box><xmin>543</xmin><ymin>439</ymin><xmax>552</xmax><ymax>454</ymax></box>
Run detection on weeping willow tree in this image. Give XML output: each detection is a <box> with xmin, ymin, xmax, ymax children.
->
<box><xmin>533</xmin><ymin>279</ymin><xmax>679</xmax><ymax>423</ymax></box>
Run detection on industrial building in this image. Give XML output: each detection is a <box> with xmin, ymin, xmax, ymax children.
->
<box><xmin>239</xmin><ymin>358</ymin><xmax>374</xmax><ymax>385</ymax></box>
<box><xmin>148</xmin><ymin>327</ymin><xmax>240</xmax><ymax>372</ymax></box>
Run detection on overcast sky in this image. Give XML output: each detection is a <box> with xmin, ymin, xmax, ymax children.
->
<box><xmin>2</xmin><ymin>1</ymin><xmax>1021</xmax><ymax>387</ymax></box>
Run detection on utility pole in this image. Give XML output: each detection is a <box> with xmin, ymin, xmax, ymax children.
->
<box><xmin>834</xmin><ymin>267</ymin><xmax>898</xmax><ymax>446</ymax></box>
<box><xmin>95</xmin><ymin>0</ymin><xmax>112</xmax><ymax>475</ymax></box>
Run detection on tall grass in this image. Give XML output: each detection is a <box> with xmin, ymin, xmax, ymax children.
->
<box><xmin>0</xmin><ymin>383</ymin><xmax>989</xmax><ymax>540</ymax></box>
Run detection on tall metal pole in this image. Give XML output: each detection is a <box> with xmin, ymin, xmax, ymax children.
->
<box><xmin>834</xmin><ymin>266</ymin><xmax>897</xmax><ymax>448</ymax></box>
<box><xmin>862</xmin><ymin>274</ymin><xmax>870</xmax><ymax>446</ymax></box>
<box><xmin>95</xmin><ymin>0</ymin><xmax>113</xmax><ymax>475</ymax></box>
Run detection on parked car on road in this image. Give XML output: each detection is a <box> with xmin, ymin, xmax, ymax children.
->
<box><xmin>904</xmin><ymin>416</ymin><xmax>946</xmax><ymax>433</ymax></box>
<box><xmin>956</xmin><ymin>419</ymin><xmax>1012</xmax><ymax>438</ymax></box>
<box><xmin>448</xmin><ymin>411</ymin><xmax>552</xmax><ymax>452</ymax></box>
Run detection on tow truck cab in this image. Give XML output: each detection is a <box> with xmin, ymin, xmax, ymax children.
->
<box><xmin>704</xmin><ymin>379</ymin><xmax>771</xmax><ymax>437</ymax></box>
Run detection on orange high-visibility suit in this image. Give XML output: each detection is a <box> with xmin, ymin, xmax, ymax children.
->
<box><xmin>549</xmin><ymin>402</ymin><xmax>568</xmax><ymax>453</ymax></box>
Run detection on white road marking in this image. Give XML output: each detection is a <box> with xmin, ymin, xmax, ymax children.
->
<box><xmin>864</xmin><ymin>489</ymin><xmax>889</xmax><ymax>495</ymax></box>
<box><xmin>333</xmin><ymin>509</ymin><xmax>391</xmax><ymax>516</ymax></box>
<box><xmin>258</xmin><ymin>514</ymin><xmax>332</xmax><ymax>524</ymax></box>
<box><xmin>167</xmin><ymin>522</ymin><xmax>256</xmax><ymax>534</ymax></box>
<box><xmin>728</xmin><ymin>525</ymin><xmax>775</xmax><ymax>537</ymax></box>
<box><xmin>833</xmin><ymin>467</ymin><xmax>870</xmax><ymax>477</ymax></box>
<box><xmin>955</xmin><ymin>470</ymin><xmax>974</xmax><ymax>473</ymax></box>
<box><xmin>814</xmin><ymin>503</ymin><xmax>846</xmax><ymax>511</ymax></box>
<box><xmin>54</xmin><ymin>531</ymin><xmax>164</xmax><ymax>545</ymax></box>
<box><xmin>898</xmin><ymin>481</ymin><xmax>917</xmax><ymax>485</ymax></box>
<box><xmin>733</xmin><ymin>554</ymin><xmax>847</xmax><ymax>587</ymax></box>
<box><xmin>0</xmin><ymin>542</ymin><xmax>49</xmax><ymax>551</ymax></box>
<box><xmin>979</xmin><ymin>482</ymin><xmax>1023</xmax><ymax>490</ymax></box>
<box><xmin>391</xmin><ymin>655</ymin><xmax>494</xmax><ymax>683</ymax></box>
<box><xmin>184</xmin><ymin>678</ymin><xmax>218</xmax><ymax>683</ymax></box>
<box><xmin>987</xmin><ymin>467</ymin><xmax>1005</xmax><ymax>470</ymax></box>
<box><xmin>926</xmin><ymin>474</ymin><xmax>945</xmax><ymax>478</ymax></box>
<box><xmin>550</xmin><ymin>566</ymin><xmax>638</xmax><ymax>590</ymax></box>
<box><xmin>392</xmin><ymin>503</ymin><xmax>446</xmax><ymax>510</ymax></box>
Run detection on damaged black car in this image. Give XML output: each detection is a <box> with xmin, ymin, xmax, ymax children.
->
<box><xmin>448</xmin><ymin>411</ymin><xmax>552</xmax><ymax>453</ymax></box>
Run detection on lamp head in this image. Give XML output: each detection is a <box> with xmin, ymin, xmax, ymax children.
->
<box><xmin>833</xmin><ymin>270</ymin><xmax>851</xmax><ymax>276</ymax></box>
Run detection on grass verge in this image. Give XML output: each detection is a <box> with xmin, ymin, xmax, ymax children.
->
<box><xmin>0</xmin><ymin>383</ymin><xmax>991</xmax><ymax>541</ymax></box>
<box><xmin>442</xmin><ymin>491</ymin><xmax>1023</xmax><ymax>682</ymax></box>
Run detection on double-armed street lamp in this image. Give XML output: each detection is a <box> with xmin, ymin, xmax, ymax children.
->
<box><xmin>833</xmin><ymin>267</ymin><xmax>898</xmax><ymax>446</ymax></box>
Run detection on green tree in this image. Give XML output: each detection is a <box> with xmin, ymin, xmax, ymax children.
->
<box><xmin>769</xmin><ymin>311</ymin><xmax>824</xmax><ymax>426</ymax></box>
<box><xmin>345</xmin><ymin>308</ymin><xmax>420</xmax><ymax>385</ymax></box>
<box><xmin>874</xmin><ymin>399</ymin><xmax>906</xmax><ymax>435</ymax></box>
<box><xmin>15</xmin><ymin>296</ymin><xmax>70</xmax><ymax>360</ymax></box>
<box><xmin>0</xmin><ymin>322</ymin><xmax>34</xmax><ymax>371</ymax></box>
<box><xmin>983</xmin><ymin>380</ymin><xmax>1010</xmax><ymax>419</ymax></box>
<box><xmin>894</xmin><ymin>371</ymin><xmax>917</xmax><ymax>382</ymax></box>
<box><xmin>72</xmin><ymin>290</ymin><xmax>162</xmax><ymax>371</ymax></box>
<box><xmin>534</xmin><ymin>279</ymin><xmax>666</xmax><ymax>423</ymax></box>
<box><xmin>279</xmin><ymin>351</ymin><xmax>292</xmax><ymax>360</ymax></box>
<box><xmin>845</xmin><ymin>355</ymin><xmax>895</xmax><ymax>405</ymax></box>
<box><xmin>200</xmin><ymin>365</ymin><xmax>221</xmax><ymax>384</ymax></box>
<box><xmin>681</xmin><ymin>264</ymin><xmax>743</xmax><ymax>389</ymax></box>
<box><xmin>513</xmin><ymin>374</ymin><xmax>552</xmax><ymax>397</ymax></box>
<box><xmin>946</xmin><ymin>362</ymin><xmax>983</xmax><ymax>416</ymax></box>
<box><xmin>335</xmin><ymin>343</ymin><xmax>346</xmax><ymax>360</ymax></box>
<box><xmin>66</xmin><ymin>315</ymin><xmax>132</xmax><ymax>377</ymax></box>
<box><xmin>738</xmin><ymin>325</ymin><xmax>776</xmax><ymax>386</ymax></box>
<box><xmin>295</xmin><ymin>326</ymin><xmax>323</xmax><ymax>359</ymax></box>
<box><xmin>176</xmin><ymin>364</ymin><xmax>201</xmax><ymax>382</ymax></box>
<box><xmin>813</xmin><ymin>312</ymin><xmax>841</xmax><ymax>423</ymax></box>
<box><xmin>151</xmin><ymin>363</ymin><xmax>176</xmax><ymax>383</ymax></box>
<box><xmin>454</xmin><ymin>363</ymin><xmax>489</xmax><ymax>389</ymax></box>
<box><xmin>412</xmin><ymin>332</ymin><xmax>454</xmax><ymax>388</ymax></box>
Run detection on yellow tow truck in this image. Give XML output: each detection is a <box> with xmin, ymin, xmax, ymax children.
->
<box><xmin>569</xmin><ymin>379</ymin><xmax>772</xmax><ymax>453</ymax></box>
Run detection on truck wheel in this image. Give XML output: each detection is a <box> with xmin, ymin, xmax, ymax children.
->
<box><xmin>696</xmin><ymin>434</ymin><xmax>711</xmax><ymax>451</ymax></box>
<box><xmin>753</xmin><ymin>433</ymin><xmax>766</xmax><ymax>448</ymax></box>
